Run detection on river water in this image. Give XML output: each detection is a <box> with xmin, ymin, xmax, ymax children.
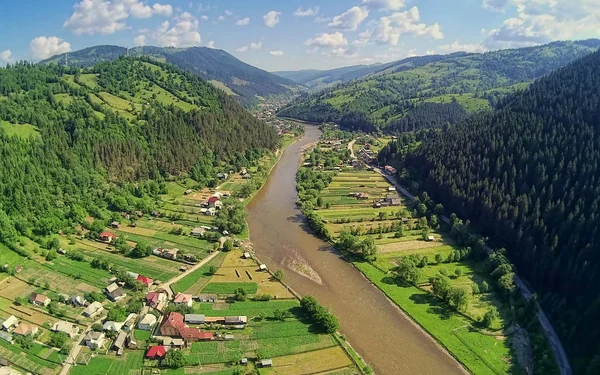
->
<box><xmin>247</xmin><ymin>125</ymin><xmax>465</xmax><ymax>375</ymax></box>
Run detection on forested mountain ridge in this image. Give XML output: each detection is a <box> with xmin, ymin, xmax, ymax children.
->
<box><xmin>402</xmin><ymin>49</ymin><xmax>600</xmax><ymax>374</ymax></box>
<box><xmin>280</xmin><ymin>39</ymin><xmax>600</xmax><ymax>132</ymax></box>
<box><xmin>0</xmin><ymin>56</ymin><xmax>277</xmax><ymax>246</ymax></box>
<box><xmin>40</xmin><ymin>45</ymin><xmax>300</xmax><ymax>106</ymax></box>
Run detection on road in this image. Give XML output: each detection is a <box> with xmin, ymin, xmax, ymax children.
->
<box><xmin>376</xmin><ymin>167</ymin><xmax>572</xmax><ymax>375</ymax></box>
<box><xmin>347</xmin><ymin>139</ymin><xmax>356</xmax><ymax>159</ymax></box>
<box><xmin>162</xmin><ymin>250</ymin><xmax>221</xmax><ymax>298</ymax></box>
<box><xmin>59</xmin><ymin>315</ymin><xmax>105</xmax><ymax>375</ymax></box>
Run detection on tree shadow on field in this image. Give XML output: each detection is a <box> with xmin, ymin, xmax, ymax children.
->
<box><xmin>409</xmin><ymin>293</ymin><xmax>453</xmax><ymax>321</ymax></box>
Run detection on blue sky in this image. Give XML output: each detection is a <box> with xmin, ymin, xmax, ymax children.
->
<box><xmin>0</xmin><ymin>0</ymin><xmax>598</xmax><ymax>71</ymax></box>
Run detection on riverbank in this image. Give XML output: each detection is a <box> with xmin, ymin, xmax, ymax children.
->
<box><xmin>246</xmin><ymin>124</ymin><xmax>466</xmax><ymax>375</ymax></box>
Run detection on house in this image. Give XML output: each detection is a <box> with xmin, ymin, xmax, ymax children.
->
<box><xmin>111</xmin><ymin>221</ymin><xmax>120</xmax><ymax>229</ymax></box>
<box><xmin>240</xmin><ymin>168</ymin><xmax>247</xmax><ymax>175</ymax></box>
<box><xmin>146</xmin><ymin>346</ymin><xmax>168</xmax><ymax>360</ymax></box>
<box><xmin>195</xmin><ymin>294</ymin><xmax>217</xmax><ymax>303</ymax></box>
<box><xmin>84</xmin><ymin>331</ymin><xmax>105</xmax><ymax>349</ymax></box>
<box><xmin>120</xmin><ymin>212</ymin><xmax>130</xmax><ymax>220</ymax></box>
<box><xmin>29</xmin><ymin>293</ymin><xmax>51</xmax><ymax>307</ymax></box>
<box><xmin>136</xmin><ymin>275</ymin><xmax>153</xmax><ymax>287</ymax></box>
<box><xmin>259</xmin><ymin>264</ymin><xmax>268</xmax><ymax>271</ymax></box>
<box><xmin>151</xmin><ymin>211</ymin><xmax>161</xmax><ymax>218</ymax></box>
<box><xmin>160</xmin><ymin>312</ymin><xmax>213</xmax><ymax>342</ymax></box>
<box><xmin>1</xmin><ymin>316</ymin><xmax>18</xmax><ymax>331</ymax></box>
<box><xmin>207</xmin><ymin>196</ymin><xmax>219</xmax><ymax>208</ymax></box>
<box><xmin>243</xmin><ymin>173</ymin><xmax>252</xmax><ymax>180</ymax></box>
<box><xmin>260</xmin><ymin>359</ymin><xmax>273</xmax><ymax>368</ymax></box>
<box><xmin>135</xmin><ymin>211</ymin><xmax>144</xmax><ymax>217</ymax></box>
<box><xmin>178</xmin><ymin>328</ymin><xmax>213</xmax><ymax>342</ymax></box>
<box><xmin>190</xmin><ymin>227</ymin><xmax>205</xmax><ymax>238</ymax></box>
<box><xmin>384</xmin><ymin>165</ymin><xmax>397</xmax><ymax>175</ymax></box>
<box><xmin>100</xmin><ymin>232</ymin><xmax>118</xmax><ymax>243</ymax></box>
<box><xmin>242</xmin><ymin>252</ymin><xmax>251</xmax><ymax>259</ymax></box>
<box><xmin>127</xmin><ymin>271</ymin><xmax>139</xmax><ymax>279</ymax></box>
<box><xmin>126</xmin><ymin>334</ymin><xmax>137</xmax><ymax>349</ymax></box>
<box><xmin>184</xmin><ymin>189</ymin><xmax>193</xmax><ymax>195</ymax></box>
<box><xmin>103</xmin><ymin>321</ymin><xmax>124</xmax><ymax>332</ymax></box>
<box><xmin>173</xmin><ymin>293</ymin><xmax>193</xmax><ymax>307</ymax></box>
<box><xmin>123</xmin><ymin>313</ymin><xmax>138</xmax><ymax>332</ymax></box>
<box><xmin>52</xmin><ymin>321</ymin><xmax>79</xmax><ymax>338</ymax></box>
<box><xmin>155</xmin><ymin>248</ymin><xmax>179</xmax><ymax>260</ymax></box>
<box><xmin>224</xmin><ymin>316</ymin><xmax>247</xmax><ymax>325</ymax></box>
<box><xmin>105</xmin><ymin>283</ymin><xmax>126</xmax><ymax>302</ymax></box>
<box><xmin>58</xmin><ymin>248</ymin><xmax>67</xmax><ymax>255</ymax></box>
<box><xmin>184</xmin><ymin>314</ymin><xmax>205</xmax><ymax>324</ymax></box>
<box><xmin>205</xmin><ymin>207</ymin><xmax>216</xmax><ymax>216</ymax></box>
<box><xmin>0</xmin><ymin>331</ymin><xmax>13</xmax><ymax>344</ymax></box>
<box><xmin>112</xmin><ymin>330</ymin><xmax>127</xmax><ymax>352</ymax></box>
<box><xmin>240</xmin><ymin>358</ymin><xmax>248</xmax><ymax>365</ymax></box>
<box><xmin>146</xmin><ymin>291</ymin><xmax>168</xmax><ymax>308</ymax></box>
<box><xmin>83</xmin><ymin>301</ymin><xmax>104</xmax><ymax>318</ymax></box>
<box><xmin>224</xmin><ymin>334</ymin><xmax>234</xmax><ymax>341</ymax></box>
<box><xmin>71</xmin><ymin>295</ymin><xmax>86</xmax><ymax>307</ymax></box>
<box><xmin>385</xmin><ymin>193</ymin><xmax>402</xmax><ymax>206</ymax></box>
<box><xmin>357</xmin><ymin>192</ymin><xmax>369</xmax><ymax>200</ymax></box>
<box><xmin>427</xmin><ymin>235</ymin><xmax>435</xmax><ymax>242</ymax></box>
<box><xmin>138</xmin><ymin>314</ymin><xmax>157</xmax><ymax>331</ymax></box>
<box><xmin>13</xmin><ymin>323</ymin><xmax>38</xmax><ymax>336</ymax></box>
<box><xmin>388</xmin><ymin>186</ymin><xmax>396</xmax><ymax>192</ymax></box>
<box><xmin>163</xmin><ymin>337</ymin><xmax>185</xmax><ymax>347</ymax></box>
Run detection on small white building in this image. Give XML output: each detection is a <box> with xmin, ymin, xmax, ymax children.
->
<box><xmin>1</xmin><ymin>315</ymin><xmax>18</xmax><ymax>331</ymax></box>
<box><xmin>137</xmin><ymin>314</ymin><xmax>157</xmax><ymax>331</ymax></box>
<box><xmin>427</xmin><ymin>235</ymin><xmax>435</xmax><ymax>242</ymax></box>
<box><xmin>84</xmin><ymin>331</ymin><xmax>106</xmax><ymax>350</ymax></box>
<box><xmin>83</xmin><ymin>301</ymin><xmax>104</xmax><ymax>318</ymax></box>
<box><xmin>103</xmin><ymin>321</ymin><xmax>124</xmax><ymax>332</ymax></box>
<box><xmin>52</xmin><ymin>321</ymin><xmax>79</xmax><ymax>338</ymax></box>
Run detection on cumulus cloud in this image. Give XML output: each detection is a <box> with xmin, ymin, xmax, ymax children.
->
<box><xmin>64</xmin><ymin>0</ymin><xmax>172</xmax><ymax>35</ymax></box>
<box><xmin>206</xmin><ymin>40</ymin><xmax>215</xmax><ymax>48</ymax></box>
<box><xmin>151</xmin><ymin>12</ymin><xmax>201</xmax><ymax>47</ymax></box>
<box><xmin>30</xmin><ymin>36</ymin><xmax>72</xmax><ymax>60</ymax></box>
<box><xmin>373</xmin><ymin>7</ymin><xmax>444</xmax><ymax>45</ymax></box>
<box><xmin>269</xmin><ymin>50</ymin><xmax>284</xmax><ymax>56</ymax></box>
<box><xmin>438</xmin><ymin>41</ymin><xmax>487</xmax><ymax>53</ymax></box>
<box><xmin>236</xmin><ymin>17</ymin><xmax>250</xmax><ymax>26</ymax></box>
<box><xmin>294</xmin><ymin>6</ymin><xmax>319</xmax><ymax>17</ymax></box>
<box><xmin>217</xmin><ymin>15</ymin><xmax>225</xmax><ymax>21</ymax></box>
<box><xmin>200</xmin><ymin>15</ymin><xmax>209</xmax><ymax>21</ymax></box>
<box><xmin>485</xmin><ymin>0</ymin><xmax>600</xmax><ymax>49</ymax></box>
<box><xmin>0</xmin><ymin>50</ymin><xmax>14</xmax><ymax>63</ymax></box>
<box><xmin>305</xmin><ymin>32</ymin><xmax>348</xmax><ymax>49</ymax></box>
<box><xmin>133</xmin><ymin>34</ymin><xmax>146</xmax><ymax>46</ymax></box>
<box><xmin>263</xmin><ymin>11</ymin><xmax>281</xmax><ymax>28</ymax></box>
<box><xmin>236</xmin><ymin>41</ymin><xmax>262</xmax><ymax>53</ymax></box>
<box><xmin>482</xmin><ymin>0</ymin><xmax>510</xmax><ymax>12</ymax></box>
<box><xmin>329</xmin><ymin>6</ymin><xmax>369</xmax><ymax>31</ymax></box>
<box><xmin>362</xmin><ymin>0</ymin><xmax>406</xmax><ymax>11</ymax></box>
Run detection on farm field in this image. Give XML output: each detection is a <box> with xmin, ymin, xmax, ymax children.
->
<box><xmin>0</xmin><ymin>120</ymin><xmax>40</xmax><ymax>138</ymax></box>
<box><xmin>300</xmin><ymin>141</ymin><xmax>522</xmax><ymax>375</ymax></box>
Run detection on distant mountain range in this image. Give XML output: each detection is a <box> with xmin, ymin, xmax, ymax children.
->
<box><xmin>40</xmin><ymin>45</ymin><xmax>300</xmax><ymax>106</ymax></box>
<box><xmin>278</xmin><ymin>39</ymin><xmax>600</xmax><ymax>129</ymax></box>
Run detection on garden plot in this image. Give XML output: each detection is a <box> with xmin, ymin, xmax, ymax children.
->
<box><xmin>262</xmin><ymin>346</ymin><xmax>353</xmax><ymax>375</ymax></box>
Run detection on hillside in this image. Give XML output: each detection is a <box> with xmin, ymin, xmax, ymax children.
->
<box><xmin>403</xmin><ymin>49</ymin><xmax>600</xmax><ymax>374</ymax></box>
<box><xmin>280</xmin><ymin>39</ymin><xmax>600</xmax><ymax>131</ymax></box>
<box><xmin>0</xmin><ymin>57</ymin><xmax>278</xmax><ymax>242</ymax></box>
<box><xmin>40</xmin><ymin>45</ymin><xmax>300</xmax><ymax>106</ymax></box>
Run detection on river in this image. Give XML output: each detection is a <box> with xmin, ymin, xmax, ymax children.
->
<box><xmin>247</xmin><ymin>125</ymin><xmax>465</xmax><ymax>375</ymax></box>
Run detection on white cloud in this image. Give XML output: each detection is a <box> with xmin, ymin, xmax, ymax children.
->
<box><xmin>133</xmin><ymin>34</ymin><xmax>146</xmax><ymax>46</ymax></box>
<box><xmin>0</xmin><ymin>50</ymin><xmax>13</xmax><ymax>63</ymax></box>
<box><xmin>329</xmin><ymin>6</ymin><xmax>369</xmax><ymax>31</ymax></box>
<box><xmin>152</xmin><ymin>12</ymin><xmax>201</xmax><ymax>47</ymax></box>
<box><xmin>200</xmin><ymin>15</ymin><xmax>209</xmax><ymax>21</ymax></box>
<box><xmin>64</xmin><ymin>0</ymin><xmax>172</xmax><ymax>35</ymax></box>
<box><xmin>439</xmin><ymin>41</ymin><xmax>487</xmax><ymax>53</ymax></box>
<box><xmin>483</xmin><ymin>0</ymin><xmax>510</xmax><ymax>12</ymax></box>
<box><xmin>263</xmin><ymin>11</ymin><xmax>281</xmax><ymax>28</ymax></box>
<box><xmin>305</xmin><ymin>32</ymin><xmax>349</xmax><ymax>49</ymax></box>
<box><xmin>485</xmin><ymin>0</ymin><xmax>600</xmax><ymax>49</ymax></box>
<box><xmin>373</xmin><ymin>7</ymin><xmax>444</xmax><ymax>45</ymax></box>
<box><xmin>217</xmin><ymin>15</ymin><xmax>225</xmax><ymax>21</ymax></box>
<box><xmin>30</xmin><ymin>36</ymin><xmax>72</xmax><ymax>60</ymax></box>
<box><xmin>236</xmin><ymin>41</ymin><xmax>262</xmax><ymax>53</ymax></box>
<box><xmin>315</xmin><ymin>15</ymin><xmax>331</xmax><ymax>23</ymax></box>
<box><xmin>224</xmin><ymin>10</ymin><xmax>233</xmax><ymax>16</ymax></box>
<box><xmin>329</xmin><ymin>47</ymin><xmax>359</xmax><ymax>59</ymax></box>
<box><xmin>294</xmin><ymin>6</ymin><xmax>319</xmax><ymax>17</ymax></box>
<box><xmin>236</xmin><ymin>17</ymin><xmax>250</xmax><ymax>26</ymax></box>
<box><xmin>362</xmin><ymin>0</ymin><xmax>406</xmax><ymax>11</ymax></box>
<box><xmin>269</xmin><ymin>50</ymin><xmax>284</xmax><ymax>56</ymax></box>
<box><xmin>206</xmin><ymin>40</ymin><xmax>215</xmax><ymax>48</ymax></box>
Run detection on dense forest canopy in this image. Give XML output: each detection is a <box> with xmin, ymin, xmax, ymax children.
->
<box><xmin>402</xmin><ymin>50</ymin><xmax>600</xmax><ymax>374</ymax></box>
<box><xmin>0</xmin><ymin>56</ymin><xmax>277</xmax><ymax>246</ymax></box>
<box><xmin>279</xmin><ymin>39</ymin><xmax>600</xmax><ymax>132</ymax></box>
<box><xmin>39</xmin><ymin>45</ymin><xmax>300</xmax><ymax>106</ymax></box>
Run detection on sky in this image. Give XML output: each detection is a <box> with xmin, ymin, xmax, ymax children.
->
<box><xmin>0</xmin><ymin>0</ymin><xmax>599</xmax><ymax>71</ymax></box>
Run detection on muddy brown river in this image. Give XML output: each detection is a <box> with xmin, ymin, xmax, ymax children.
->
<box><xmin>247</xmin><ymin>125</ymin><xmax>465</xmax><ymax>375</ymax></box>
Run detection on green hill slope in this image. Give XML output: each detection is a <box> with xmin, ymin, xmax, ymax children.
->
<box><xmin>40</xmin><ymin>45</ymin><xmax>300</xmax><ymax>106</ymax></box>
<box><xmin>280</xmin><ymin>39</ymin><xmax>600</xmax><ymax>131</ymax></box>
<box><xmin>0</xmin><ymin>56</ymin><xmax>277</xmax><ymax>240</ymax></box>
<box><xmin>404</xmin><ymin>49</ymin><xmax>600</xmax><ymax>374</ymax></box>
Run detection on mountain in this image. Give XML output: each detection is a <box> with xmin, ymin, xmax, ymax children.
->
<box><xmin>279</xmin><ymin>39</ymin><xmax>600</xmax><ymax>130</ymax></box>
<box><xmin>0</xmin><ymin>56</ymin><xmax>278</xmax><ymax>241</ymax></box>
<box><xmin>274</xmin><ymin>53</ymin><xmax>466</xmax><ymax>91</ymax></box>
<box><xmin>40</xmin><ymin>45</ymin><xmax>300</xmax><ymax>106</ymax></box>
<box><xmin>402</xmin><ymin>49</ymin><xmax>600</xmax><ymax>374</ymax></box>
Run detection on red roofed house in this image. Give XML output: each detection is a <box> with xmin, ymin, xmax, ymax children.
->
<box><xmin>136</xmin><ymin>275</ymin><xmax>153</xmax><ymax>286</ymax></box>
<box><xmin>100</xmin><ymin>232</ymin><xmax>118</xmax><ymax>243</ymax></box>
<box><xmin>207</xmin><ymin>196</ymin><xmax>219</xmax><ymax>208</ymax></box>
<box><xmin>146</xmin><ymin>345</ymin><xmax>168</xmax><ymax>359</ymax></box>
<box><xmin>160</xmin><ymin>312</ymin><xmax>213</xmax><ymax>343</ymax></box>
<box><xmin>173</xmin><ymin>293</ymin><xmax>193</xmax><ymax>307</ymax></box>
<box><xmin>384</xmin><ymin>165</ymin><xmax>397</xmax><ymax>175</ymax></box>
<box><xmin>146</xmin><ymin>291</ymin><xmax>167</xmax><ymax>308</ymax></box>
<box><xmin>29</xmin><ymin>293</ymin><xmax>51</xmax><ymax>307</ymax></box>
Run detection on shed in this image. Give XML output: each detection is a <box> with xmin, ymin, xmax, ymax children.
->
<box><xmin>259</xmin><ymin>264</ymin><xmax>267</xmax><ymax>271</ymax></box>
<box><xmin>242</xmin><ymin>252</ymin><xmax>251</xmax><ymax>259</ymax></box>
<box><xmin>240</xmin><ymin>358</ymin><xmax>248</xmax><ymax>365</ymax></box>
<box><xmin>427</xmin><ymin>235</ymin><xmax>435</xmax><ymax>242</ymax></box>
<box><xmin>260</xmin><ymin>359</ymin><xmax>273</xmax><ymax>368</ymax></box>
<box><xmin>1</xmin><ymin>316</ymin><xmax>18</xmax><ymax>331</ymax></box>
<box><xmin>0</xmin><ymin>332</ymin><xmax>13</xmax><ymax>344</ymax></box>
<box><xmin>184</xmin><ymin>314</ymin><xmax>205</xmax><ymax>324</ymax></box>
<box><xmin>195</xmin><ymin>294</ymin><xmax>217</xmax><ymax>303</ymax></box>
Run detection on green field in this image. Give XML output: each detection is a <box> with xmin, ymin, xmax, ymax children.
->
<box><xmin>71</xmin><ymin>351</ymin><xmax>144</xmax><ymax>375</ymax></box>
<box><xmin>172</xmin><ymin>252</ymin><xmax>226</xmax><ymax>294</ymax></box>
<box><xmin>0</xmin><ymin>120</ymin><xmax>40</xmax><ymax>138</ymax></box>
